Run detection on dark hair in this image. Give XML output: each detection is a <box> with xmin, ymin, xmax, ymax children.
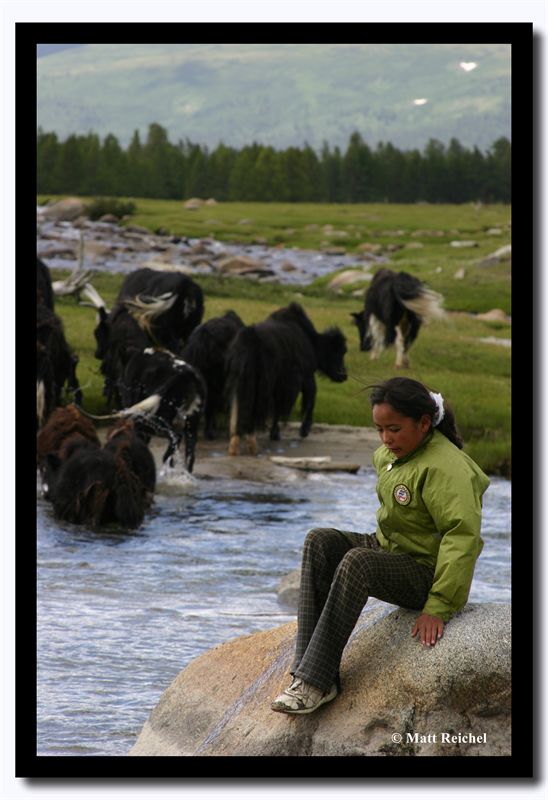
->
<box><xmin>368</xmin><ymin>377</ymin><xmax>463</xmax><ymax>449</ymax></box>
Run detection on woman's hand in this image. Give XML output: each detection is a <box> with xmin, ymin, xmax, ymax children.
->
<box><xmin>411</xmin><ymin>614</ymin><xmax>444</xmax><ymax>646</ymax></box>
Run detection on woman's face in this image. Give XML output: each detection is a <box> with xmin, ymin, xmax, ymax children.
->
<box><xmin>372</xmin><ymin>402</ymin><xmax>431</xmax><ymax>459</ymax></box>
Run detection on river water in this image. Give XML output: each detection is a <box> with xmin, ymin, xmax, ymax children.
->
<box><xmin>36</xmin><ymin>211</ymin><xmax>387</xmax><ymax>285</ymax></box>
<box><xmin>36</xmin><ymin>464</ymin><xmax>511</xmax><ymax>757</ymax></box>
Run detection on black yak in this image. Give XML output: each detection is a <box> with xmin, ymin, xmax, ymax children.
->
<box><xmin>36</xmin><ymin>302</ymin><xmax>82</xmax><ymax>426</ymax></box>
<box><xmin>225</xmin><ymin>302</ymin><xmax>347</xmax><ymax>456</ymax></box>
<box><xmin>181</xmin><ymin>310</ymin><xmax>245</xmax><ymax>439</ymax></box>
<box><xmin>91</xmin><ymin>348</ymin><xmax>207</xmax><ymax>473</ymax></box>
<box><xmin>113</xmin><ymin>268</ymin><xmax>204</xmax><ymax>351</ymax></box>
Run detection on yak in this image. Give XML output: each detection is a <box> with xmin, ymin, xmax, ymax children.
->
<box><xmin>225</xmin><ymin>302</ymin><xmax>347</xmax><ymax>456</ymax></box>
<box><xmin>37</xmin><ymin>257</ymin><xmax>55</xmax><ymax>310</ymax></box>
<box><xmin>37</xmin><ymin>302</ymin><xmax>82</xmax><ymax>427</ymax></box>
<box><xmin>39</xmin><ymin>407</ymin><xmax>156</xmax><ymax>529</ymax></box>
<box><xmin>92</xmin><ymin>268</ymin><xmax>204</xmax><ymax>405</ymax></box>
<box><xmin>351</xmin><ymin>268</ymin><xmax>445</xmax><ymax>368</ymax></box>
<box><xmin>113</xmin><ymin>268</ymin><xmax>204</xmax><ymax>351</ymax></box>
<box><xmin>181</xmin><ymin>310</ymin><xmax>245</xmax><ymax>439</ymax></box>
<box><xmin>104</xmin><ymin>348</ymin><xmax>207</xmax><ymax>473</ymax></box>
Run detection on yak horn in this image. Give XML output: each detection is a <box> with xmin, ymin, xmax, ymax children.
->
<box><xmin>124</xmin><ymin>292</ymin><xmax>177</xmax><ymax>318</ymax></box>
<box><xmin>52</xmin><ymin>269</ymin><xmax>94</xmax><ymax>297</ymax></box>
<box><xmin>79</xmin><ymin>282</ymin><xmax>108</xmax><ymax>310</ymax></box>
<box><xmin>75</xmin><ymin>394</ymin><xmax>161</xmax><ymax>422</ymax></box>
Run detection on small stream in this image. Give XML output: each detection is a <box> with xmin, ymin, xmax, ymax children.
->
<box><xmin>37</xmin><ymin>209</ymin><xmax>387</xmax><ymax>285</ymax></box>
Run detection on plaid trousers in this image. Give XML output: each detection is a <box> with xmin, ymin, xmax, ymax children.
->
<box><xmin>291</xmin><ymin>528</ymin><xmax>435</xmax><ymax>692</ymax></box>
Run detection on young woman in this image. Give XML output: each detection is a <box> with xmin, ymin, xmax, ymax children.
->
<box><xmin>271</xmin><ymin>376</ymin><xmax>490</xmax><ymax>715</ymax></box>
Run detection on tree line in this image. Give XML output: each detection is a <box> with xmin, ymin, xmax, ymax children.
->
<box><xmin>37</xmin><ymin>123</ymin><xmax>511</xmax><ymax>204</ymax></box>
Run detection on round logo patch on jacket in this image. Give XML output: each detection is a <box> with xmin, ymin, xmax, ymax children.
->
<box><xmin>393</xmin><ymin>484</ymin><xmax>411</xmax><ymax>505</ymax></box>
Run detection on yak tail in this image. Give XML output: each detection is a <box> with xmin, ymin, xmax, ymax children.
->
<box><xmin>400</xmin><ymin>288</ymin><xmax>446</xmax><ymax>323</ymax></box>
<box><xmin>225</xmin><ymin>327</ymin><xmax>270</xmax><ymax>437</ymax></box>
<box><xmin>123</xmin><ymin>292</ymin><xmax>178</xmax><ymax>336</ymax></box>
<box><xmin>393</xmin><ymin>274</ymin><xmax>446</xmax><ymax>324</ymax></box>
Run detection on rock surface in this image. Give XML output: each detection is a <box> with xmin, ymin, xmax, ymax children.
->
<box><xmin>40</xmin><ymin>196</ymin><xmax>87</xmax><ymax>221</ymax></box>
<box><xmin>129</xmin><ymin>603</ymin><xmax>511</xmax><ymax>757</ymax></box>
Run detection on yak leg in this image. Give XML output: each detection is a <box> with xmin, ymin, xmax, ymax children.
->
<box><xmin>184</xmin><ymin>415</ymin><xmax>200</xmax><ymax>473</ymax></box>
<box><xmin>270</xmin><ymin>415</ymin><xmax>281</xmax><ymax>441</ymax></box>
<box><xmin>228</xmin><ymin>394</ymin><xmax>240</xmax><ymax>455</ymax></box>
<box><xmin>245</xmin><ymin>434</ymin><xmax>258</xmax><ymax>455</ymax></box>
<box><xmin>300</xmin><ymin>376</ymin><xmax>317</xmax><ymax>438</ymax></box>
<box><xmin>395</xmin><ymin>316</ymin><xmax>410</xmax><ymax>368</ymax></box>
<box><xmin>368</xmin><ymin>315</ymin><xmax>386</xmax><ymax>360</ymax></box>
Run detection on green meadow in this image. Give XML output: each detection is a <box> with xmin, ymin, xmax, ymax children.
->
<box><xmin>41</xmin><ymin>198</ymin><xmax>511</xmax><ymax>476</ymax></box>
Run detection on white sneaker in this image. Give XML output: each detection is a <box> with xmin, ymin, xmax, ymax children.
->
<box><xmin>271</xmin><ymin>677</ymin><xmax>338</xmax><ymax>714</ymax></box>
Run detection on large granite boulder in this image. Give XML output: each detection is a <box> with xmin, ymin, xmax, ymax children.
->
<box><xmin>129</xmin><ymin>603</ymin><xmax>511</xmax><ymax>757</ymax></box>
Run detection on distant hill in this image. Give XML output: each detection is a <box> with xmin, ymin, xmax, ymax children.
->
<box><xmin>36</xmin><ymin>42</ymin><xmax>510</xmax><ymax>152</ymax></box>
<box><xmin>37</xmin><ymin>44</ymin><xmax>83</xmax><ymax>58</ymax></box>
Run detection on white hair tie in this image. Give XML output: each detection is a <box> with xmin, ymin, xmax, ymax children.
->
<box><xmin>429</xmin><ymin>391</ymin><xmax>445</xmax><ymax>427</ymax></box>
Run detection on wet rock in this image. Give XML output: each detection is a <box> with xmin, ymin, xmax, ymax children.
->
<box><xmin>81</xmin><ymin>241</ymin><xmax>114</xmax><ymax>261</ymax></box>
<box><xmin>276</xmin><ymin>568</ymin><xmax>300</xmax><ymax>607</ymax></box>
<box><xmin>129</xmin><ymin>603</ymin><xmax>511</xmax><ymax>757</ymax></box>
<box><xmin>217</xmin><ymin>255</ymin><xmax>267</xmax><ymax>275</ymax></box>
<box><xmin>124</xmin><ymin>224</ymin><xmax>154</xmax><ymax>235</ymax></box>
<box><xmin>37</xmin><ymin>244</ymin><xmax>78</xmax><ymax>259</ymax></box>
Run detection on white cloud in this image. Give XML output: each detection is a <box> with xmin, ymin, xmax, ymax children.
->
<box><xmin>413</xmin><ymin>98</ymin><xmax>428</xmax><ymax>106</ymax></box>
<box><xmin>460</xmin><ymin>61</ymin><xmax>478</xmax><ymax>72</ymax></box>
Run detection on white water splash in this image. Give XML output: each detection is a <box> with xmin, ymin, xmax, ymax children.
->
<box><xmin>156</xmin><ymin>450</ymin><xmax>197</xmax><ymax>494</ymax></box>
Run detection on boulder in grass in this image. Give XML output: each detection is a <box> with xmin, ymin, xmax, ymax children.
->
<box><xmin>40</xmin><ymin>197</ymin><xmax>87</xmax><ymax>221</ymax></box>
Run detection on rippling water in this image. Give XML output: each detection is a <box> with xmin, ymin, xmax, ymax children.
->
<box><xmin>37</xmin><ymin>468</ymin><xmax>510</xmax><ymax>757</ymax></box>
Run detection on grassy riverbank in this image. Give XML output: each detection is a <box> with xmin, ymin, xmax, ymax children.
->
<box><xmin>41</xmin><ymin>198</ymin><xmax>511</xmax><ymax>476</ymax></box>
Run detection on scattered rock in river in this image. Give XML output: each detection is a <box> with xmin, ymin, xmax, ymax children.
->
<box><xmin>217</xmin><ymin>255</ymin><xmax>270</xmax><ymax>276</ymax></box>
<box><xmin>36</xmin><ymin>209</ymin><xmax>389</xmax><ymax>285</ymax></box>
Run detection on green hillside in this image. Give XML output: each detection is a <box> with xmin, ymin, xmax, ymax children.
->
<box><xmin>37</xmin><ymin>43</ymin><xmax>510</xmax><ymax>152</ymax></box>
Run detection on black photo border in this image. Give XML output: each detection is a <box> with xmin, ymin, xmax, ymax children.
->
<box><xmin>17</xmin><ymin>19</ymin><xmax>534</xmax><ymax>783</ymax></box>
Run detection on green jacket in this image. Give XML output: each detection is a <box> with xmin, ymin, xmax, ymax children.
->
<box><xmin>372</xmin><ymin>429</ymin><xmax>490</xmax><ymax>622</ymax></box>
